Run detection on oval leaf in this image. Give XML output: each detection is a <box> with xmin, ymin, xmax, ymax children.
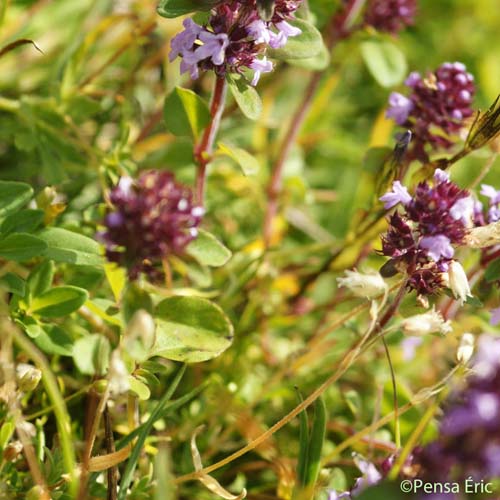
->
<box><xmin>217</xmin><ymin>142</ymin><xmax>260</xmax><ymax>176</ymax></box>
<box><xmin>0</xmin><ymin>232</ymin><xmax>47</xmax><ymax>261</ymax></box>
<box><xmin>0</xmin><ymin>209</ymin><xmax>44</xmax><ymax>235</ymax></box>
<box><xmin>31</xmin><ymin>286</ymin><xmax>89</xmax><ymax>317</ymax></box>
<box><xmin>0</xmin><ymin>181</ymin><xmax>33</xmax><ymax>218</ymax></box>
<box><xmin>268</xmin><ymin>19</ymin><xmax>324</xmax><ymax>60</ymax></box>
<box><xmin>186</xmin><ymin>229</ymin><xmax>232</xmax><ymax>267</ymax></box>
<box><xmin>151</xmin><ymin>296</ymin><xmax>233</xmax><ymax>363</ymax></box>
<box><xmin>164</xmin><ymin>87</ymin><xmax>211</xmax><ymax>139</ymax></box>
<box><xmin>73</xmin><ymin>334</ymin><xmax>110</xmax><ymax>375</ymax></box>
<box><xmin>360</xmin><ymin>40</ymin><xmax>407</xmax><ymax>88</ymax></box>
<box><xmin>157</xmin><ymin>0</ymin><xmax>217</xmax><ymax>18</ymax></box>
<box><xmin>227</xmin><ymin>74</ymin><xmax>262</xmax><ymax>120</ymax></box>
<box><xmin>36</xmin><ymin>227</ymin><xmax>103</xmax><ymax>265</ymax></box>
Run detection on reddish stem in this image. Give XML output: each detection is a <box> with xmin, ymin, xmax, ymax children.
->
<box><xmin>262</xmin><ymin>0</ymin><xmax>364</xmax><ymax>247</ymax></box>
<box><xmin>194</xmin><ymin>75</ymin><xmax>227</xmax><ymax>206</ymax></box>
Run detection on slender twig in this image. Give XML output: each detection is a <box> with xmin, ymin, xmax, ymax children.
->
<box><xmin>381</xmin><ymin>337</ymin><xmax>400</xmax><ymax>449</ymax></box>
<box><xmin>104</xmin><ymin>406</ymin><xmax>118</xmax><ymax>500</ymax></box>
<box><xmin>262</xmin><ymin>0</ymin><xmax>365</xmax><ymax>247</ymax></box>
<box><xmin>194</xmin><ymin>75</ymin><xmax>227</xmax><ymax>205</ymax></box>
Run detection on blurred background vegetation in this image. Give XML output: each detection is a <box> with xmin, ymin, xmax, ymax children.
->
<box><xmin>0</xmin><ymin>0</ymin><xmax>499</xmax><ymax>498</ymax></box>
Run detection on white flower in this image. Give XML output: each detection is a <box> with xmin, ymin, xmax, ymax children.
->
<box><xmin>337</xmin><ymin>270</ymin><xmax>387</xmax><ymax>299</ymax></box>
<box><xmin>402</xmin><ymin>308</ymin><xmax>452</xmax><ymax>336</ymax></box>
<box><xmin>108</xmin><ymin>351</ymin><xmax>130</xmax><ymax>396</ymax></box>
<box><xmin>456</xmin><ymin>333</ymin><xmax>475</xmax><ymax>364</ymax></box>
<box><xmin>448</xmin><ymin>260</ymin><xmax>472</xmax><ymax>305</ymax></box>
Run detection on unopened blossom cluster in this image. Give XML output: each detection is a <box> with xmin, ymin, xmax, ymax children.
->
<box><xmin>169</xmin><ymin>0</ymin><xmax>303</xmax><ymax>86</ymax></box>
<box><xmin>386</xmin><ymin>62</ymin><xmax>475</xmax><ymax>161</ymax></box>
<box><xmin>380</xmin><ymin>169</ymin><xmax>473</xmax><ymax>301</ymax></box>
<box><xmin>100</xmin><ymin>170</ymin><xmax>203</xmax><ymax>279</ymax></box>
<box><xmin>364</xmin><ymin>0</ymin><xmax>417</xmax><ymax>35</ymax></box>
<box><xmin>413</xmin><ymin>335</ymin><xmax>500</xmax><ymax>484</ymax></box>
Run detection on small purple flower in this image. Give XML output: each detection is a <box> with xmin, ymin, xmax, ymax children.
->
<box><xmin>273</xmin><ymin>20</ymin><xmax>301</xmax><ymax>47</ymax></box>
<box><xmin>194</xmin><ymin>31</ymin><xmax>229</xmax><ymax>66</ymax></box>
<box><xmin>449</xmin><ymin>196</ymin><xmax>474</xmax><ymax>223</ymax></box>
<box><xmin>480</xmin><ymin>184</ymin><xmax>500</xmax><ymax>204</ymax></box>
<box><xmin>169</xmin><ymin>18</ymin><xmax>203</xmax><ymax>62</ymax></box>
<box><xmin>250</xmin><ymin>56</ymin><xmax>273</xmax><ymax>85</ymax></box>
<box><xmin>433</xmin><ymin>168</ymin><xmax>449</xmax><ymax>183</ymax></box>
<box><xmin>380</xmin><ymin>180</ymin><xmax>412</xmax><ymax>209</ymax></box>
<box><xmin>386</xmin><ymin>92</ymin><xmax>414</xmax><ymax>125</ymax></box>
<box><xmin>420</xmin><ymin>235</ymin><xmax>454</xmax><ymax>262</ymax></box>
<box><xmin>247</xmin><ymin>19</ymin><xmax>272</xmax><ymax>44</ymax></box>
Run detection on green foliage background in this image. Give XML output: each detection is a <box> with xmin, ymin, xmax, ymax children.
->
<box><xmin>0</xmin><ymin>0</ymin><xmax>499</xmax><ymax>499</ymax></box>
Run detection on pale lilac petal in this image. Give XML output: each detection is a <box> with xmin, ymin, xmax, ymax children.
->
<box><xmin>275</xmin><ymin>20</ymin><xmax>301</xmax><ymax>37</ymax></box>
<box><xmin>490</xmin><ymin>307</ymin><xmax>500</xmax><ymax>326</ymax></box>
<box><xmin>247</xmin><ymin>20</ymin><xmax>271</xmax><ymax>44</ymax></box>
<box><xmin>420</xmin><ymin>235</ymin><xmax>454</xmax><ymax>261</ymax></box>
<box><xmin>450</xmin><ymin>196</ymin><xmax>474</xmax><ymax>222</ymax></box>
<box><xmin>379</xmin><ymin>180</ymin><xmax>412</xmax><ymax>209</ymax></box>
<box><xmin>169</xmin><ymin>18</ymin><xmax>202</xmax><ymax>62</ymax></box>
<box><xmin>405</xmin><ymin>71</ymin><xmax>421</xmax><ymax>87</ymax></box>
<box><xmin>386</xmin><ymin>92</ymin><xmax>414</xmax><ymax>125</ymax></box>
<box><xmin>433</xmin><ymin>168</ymin><xmax>450</xmax><ymax>183</ymax></box>
<box><xmin>250</xmin><ymin>57</ymin><xmax>273</xmax><ymax>86</ymax></box>
<box><xmin>401</xmin><ymin>336</ymin><xmax>423</xmax><ymax>361</ymax></box>
<box><xmin>195</xmin><ymin>31</ymin><xmax>229</xmax><ymax>66</ymax></box>
<box><xmin>481</xmin><ymin>184</ymin><xmax>500</xmax><ymax>204</ymax></box>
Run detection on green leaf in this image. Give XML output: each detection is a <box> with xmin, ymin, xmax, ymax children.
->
<box><xmin>157</xmin><ymin>0</ymin><xmax>217</xmax><ymax>18</ymax></box>
<box><xmin>0</xmin><ymin>421</ymin><xmax>15</xmax><ymax>452</ymax></box>
<box><xmin>34</xmin><ymin>325</ymin><xmax>74</xmax><ymax>356</ymax></box>
<box><xmin>151</xmin><ymin>296</ymin><xmax>234</xmax><ymax>363</ymax></box>
<box><xmin>163</xmin><ymin>87</ymin><xmax>211</xmax><ymax>140</ymax></box>
<box><xmin>122</xmin><ymin>283</ymin><xmax>153</xmax><ymax>323</ymax></box>
<box><xmin>485</xmin><ymin>258</ymin><xmax>500</xmax><ymax>283</ymax></box>
<box><xmin>305</xmin><ymin>396</ymin><xmax>326</xmax><ymax>487</ymax></box>
<box><xmin>0</xmin><ymin>209</ymin><xmax>44</xmax><ymax>235</ymax></box>
<box><xmin>128</xmin><ymin>376</ymin><xmax>151</xmax><ymax>400</ymax></box>
<box><xmin>36</xmin><ymin>227</ymin><xmax>103</xmax><ymax>266</ymax></box>
<box><xmin>226</xmin><ymin>73</ymin><xmax>262</xmax><ymax>120</ymax></box>
<box><xmin>0</xmin><ymin>272</ymin><xmax>25</xmax><ymax>296</ymax></box>
<box><xmin>0</xmin><ymin>181</ymin><xmax>33</xmax><ymax>218</ymax></box>
<box><xmin>27</xmin><ymin>260</ymin><xmax>55</xmax><ymax>299</ymax></box>
<box><xmin>0</xmin><ymin>233</ymin><xmax>47</xmax><ymax>261</ymax></box>
<box><xmin>30</xmin><ymin>286</ymin><xmax>89</xmax><ymax>317</ymax></box>
<box><xmin>287</xmin><ymin>43</ymin><xmax>330</xmax><ymax>70</ymax></box>
<box><xmin>360</xmin><ymin>40</ymin><xmax>407</xmax><ymax>88</ymax></box>
<box><xmin>268</xmin><ymin>19</ymin><xmax>324</xmax><ymax>60</ymax></box>
<box><xmin>186</xmin><ymin>229</ymin><xmax>232</xmax><ymax>267</ymax></box>
<box><xmin>295</xmin><ymin>389</ymin><xmax>309</xmax><ymax>488</ymax></box>
<box><xmin>217</xmin><ymin>142</ymin><xmax>260</xmax><ymax>175</ymax></box>
<box><xmin>73</xmin><ymin>334</ymin><xmax>110</xmax><ymax>375</ymax></box>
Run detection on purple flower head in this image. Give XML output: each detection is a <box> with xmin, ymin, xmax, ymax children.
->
<box><xmin>101</xmin><ymin>170</ymin><xmax>203</xmax><ymax>279</ymax></box>
<box><xmin>380</xmin><ymin>172</ymin><xmax>470</xmax><ymax>296</ymax></box>
<box><xmin>364</xmin><ymin>0</ymin><xmax>417</xmax><ymax>34</ymax></box>
<box><xmin>386</xmin><ymin>92</ymin><xmax>414</xmax><ymax>125</ymax></box>
<box><xmin>386</xmin><ymin>62</ymin><xmax>476</xmax><ymax>161</ymax></box>
<box><xmin>168</xmin><ymin>0</ymin><xmax>302</xmax><ymax>86</ymax></box>
<box><xmin>380</xmin><ymin>180</ymin><xmax>412</xmax><ymax>209</ymax></box>
<box><xmin>413</xmin><ymin>335</ymin><xmax>500</xmax><ymax>483</ymax></box>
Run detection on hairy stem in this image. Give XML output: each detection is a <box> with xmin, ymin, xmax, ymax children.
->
<box><xmin>194</xmin><ymin>75</ymin><xmax>227</xmax><ymax>205</ymax></box>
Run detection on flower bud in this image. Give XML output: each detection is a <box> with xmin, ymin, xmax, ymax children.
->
<box><xmin>108</xmin><ymin>350</ymin><xmax>130</xmax><ymax>396</ymax></box>
<box><xmin>402</xmin><ymin>308</ymin><xmax>452</xmax><ymax>336</ymax></box>
<box><xmin>448</xmin><ymin>260</ymin><xmax>472</xmax><ymax>305</ymax></box>
<box><xmin>337</xmin><ymin>270</ymin><xmax>387</xmax><ymax>299</ymax></box>
<box><xmin>456</xmin><ymin>333</ymin><xmax>475</xmax><ymax>364</ymax></box>
<box><xmin>16</xmin><ymin>363</ymin><xmax>42</xmax><ymax>393</ymax></box>
<box><xmin>126</xmin><ymin>309</ymin><xmax>156</xmax><ymax>351</ymax></box>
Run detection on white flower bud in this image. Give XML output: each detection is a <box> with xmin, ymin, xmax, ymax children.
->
<box><xmin>448</xmin><ymin>261</ymin><xmax>472</xmax><ymax>305</ymax></box>
<box><xmin>402</xmin><ymin>308</ymin><xmax>452</xmax><ymax>336</ymax></box>
<box><xmin>456</xmin><ymin>333</ymin><xmax>475</xmax><ymax>364</ymax></box>
<box><xmin>16</xmin><ymin>363</ymin><xmax>42</xmax><ymax>393</ymax></box>
<box><xmin>337</xmin><ymin>270</ymin><xmax>387</xmax><ymax>299</ymax></box>
<box><xmin>126</xmin><ymin>309</ymin><xmax>156</xmax><ymax>351</ymax></box>
<box><xmin>108</xmin><ymin>350</ymin><xmax>130</xmax><ymax>396</ymax></box>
